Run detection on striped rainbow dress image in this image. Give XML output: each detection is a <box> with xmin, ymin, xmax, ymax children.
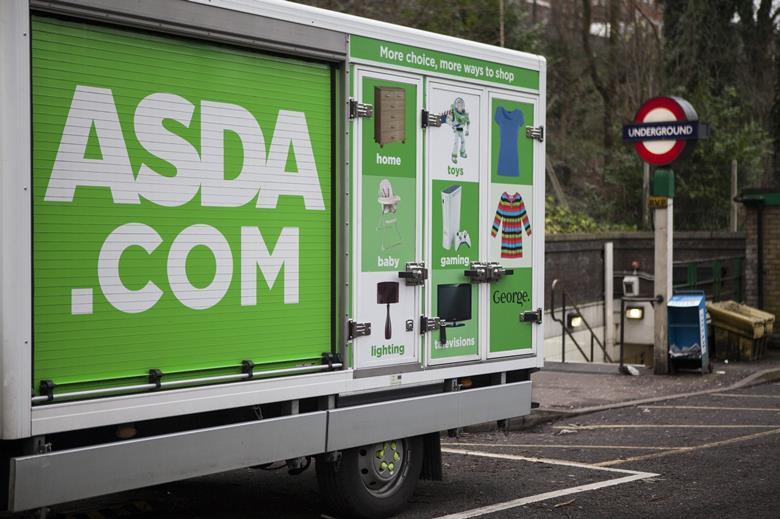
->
<box><xmin>490</xmin><ymin>192</ymin><xmax>532</xmax><ymax>258</ymax></box>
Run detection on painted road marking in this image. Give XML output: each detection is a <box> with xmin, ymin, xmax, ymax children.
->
<box><xmin>441</xmin><ymin>448</ymin><xmax>658</xmax><ymax>474</ymax></box>
<box><xmin>718</xmin><ymin>393</ymin><xmax>780</xmax><ymax>399</ymax></box>
<box><xmin>434</xmin><ymin>449</ymin><xmax>658</xmax><ymax>519</ymax></box>
<box><xmin>553</xmin><ymin>424</ymin><xmax>780</xmax><ymax>430</ymax></box>
<box><xmin>643</xmin><ymin>405</ymin><xmax>780</xmax><ymax>412</ymax></box>
<box><xmin>442</xmin><ymin>442</ymin><xmax>674</xmax><ymax>451</ymax></box>
<box><xmin>595</xmin><ymin>427</ymin><xmax>780</xmax><ymax>467</ymax></box>
<box><xmin>432</xmin><ymin>474</ymin><xmax>652</xmax><ymax>519</ymax></box>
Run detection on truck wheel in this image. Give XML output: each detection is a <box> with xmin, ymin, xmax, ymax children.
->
<box><xmin>317</xmin><ymin>436</ymin><xmax>424</xmax><ymax>519</ymax></box>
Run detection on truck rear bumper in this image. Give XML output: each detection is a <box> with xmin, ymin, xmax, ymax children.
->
<box><xmin>8</xmin><ymin>381</ymin><xmax>530</xmax><ymax>511</ymax></box>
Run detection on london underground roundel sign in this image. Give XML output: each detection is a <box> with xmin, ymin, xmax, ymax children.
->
<box><xmin>622</xmin><ymin>96</ymin><xmax>709</xmax><ymax>166</ymax></box>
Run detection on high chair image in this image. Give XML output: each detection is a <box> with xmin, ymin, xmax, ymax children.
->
<box><xmin>377</xmin><ymin>178</ymin><xmax>402</xmax><ymax>251</ymax></box>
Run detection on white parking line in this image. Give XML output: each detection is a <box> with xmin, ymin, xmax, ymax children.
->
<box><xmin>442</xmin><ymin>442</ymin><xmax>674</xmax><ymax>451</ymax></box>
<box><xmin>595</xmin><ymin>427</ymin><xmax>780</xmax><ymax>467</ymax></box>
<box><xmin>553</xmin><ymin>424</ymin><xmax>779</xmax><ymax>430</ymax></box>
<box><xmin>432</xmin><ymin>474</ymin><xmax>651</xmax><ymax>519</ymax></box>
<box><xmin>644</xmin><ymin>405</ymin><xmax>780</xmax><ymax>412</ymax></box>
<box><xmin>718</xmin><ymin>393</ymin><xmax>780</xmax><ymax>399</ymax></box>
<box><xmin>433</xmin><ymin>448</ymin><xmax>658</xmax><ymax>519</ymax></box>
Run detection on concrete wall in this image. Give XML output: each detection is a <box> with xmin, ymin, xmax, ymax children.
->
<box><xmin>546</xmin><ymin>231</ymin><xmax>746</xmax><ymax>307</ymax></box>
<box><xmin>744</xmin><ymin>206</ymin><xmax>780</xmax><ymax>323</ymax></box>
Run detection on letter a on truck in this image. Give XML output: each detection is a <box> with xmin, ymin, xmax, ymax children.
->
<box><xmin>0</xmin><ymin>1</ymin><xmax>545</xmax><ymax>516</ymax></box>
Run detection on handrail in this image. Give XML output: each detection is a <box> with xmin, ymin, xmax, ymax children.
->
<box><xmin>550</xmin><ymin>279</ymin><xmax>613</xmax><ymax>363</ymax></box>
<box><xmin>672</xmin><ymin>254</ymin><xmax>744</xmax><ymax>266</ymax></box>
<box><xmin>672</xmin><ymin>255</ymin><xmax>744</xmax><ymax>302</ymax></box>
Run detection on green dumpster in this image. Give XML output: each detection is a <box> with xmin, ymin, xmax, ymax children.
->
<box><xmin>707</xmin><ymin>301</ymin><xmax>775</xmax><ymax>361</ymax></box>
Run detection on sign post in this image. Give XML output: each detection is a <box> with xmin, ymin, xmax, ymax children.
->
<box><xmin>623</xmin><ymin>97</ymin><xmax>707</xmax><ymax>374</ymax></box>
<box><xmin>652</xmin><ymin>170</ymin><xmax>673</xmax><ymax>374</ymax></box>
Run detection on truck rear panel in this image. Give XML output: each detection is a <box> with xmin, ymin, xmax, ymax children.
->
<box><xmin>32</xmin><ymin>16</ymin><xmax>334</xmax><ymax>393</ymax></box>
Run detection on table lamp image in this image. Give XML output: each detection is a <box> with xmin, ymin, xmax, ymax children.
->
<box><xmin>377</xmin><ymin>282</ymin><xmax>400</xmax><ymax>340</ymax></box>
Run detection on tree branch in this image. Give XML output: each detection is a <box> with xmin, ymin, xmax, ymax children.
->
<box><xmin>581</xmin><ymin>0</ymin><xmax>607</xmax><ymax>99</ymax></box>
<box><xmin>630</xmin><ymin>0</ymin><xmax>660</xmax><ymax>45</ymax></box>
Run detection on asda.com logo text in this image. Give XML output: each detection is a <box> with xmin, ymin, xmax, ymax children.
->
<box><xmin>47</xmin><ymin>86</ymin><xmax>325</xmax><ymax>315</ymax></box>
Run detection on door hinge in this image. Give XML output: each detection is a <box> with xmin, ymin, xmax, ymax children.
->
<box><xmin>348</xmin><ymin>320</ymin><xmax>371</xmax><ymax>340</ymax></box>
<box><xmin>520</xmin><ymin>308</ymin><xmax>543</xmax><ymax>324</ymax></box>
<box><xmin>39</xmin><ymin>379</ymin><xmax>56</xmax><ymax>402</ymax></box>
<box><xmin>419</xmin><ymin>315</ymin><xmax>443</xmax><ymax>334</ymax></box>
<box><xmin>33</xmin><ymin>437</ymin><xmax>52</xmax><ymax>455</ymax></box>
<box><xmin>525</xmin><ymin>125</ymin><xmax>544</xmax><ymax>142</ymax></box>
<box><xmin>421</xmin><ymin>109</ymin><xmax>443</xmax><ymax>128</ymax></box>
<box><xmin>349</xmin><ymin>99</ymin><xmax>373</xmax><ymax>119</ymax></box>
<box><xmin>398</xmin><ymin>261</ymin><xmax>428</xmax><ymax>286</ymax></box>
<box><xmin>321</xmin><ymin>352</ymin><xmax>342</xmax><ymax>370</ymax></box>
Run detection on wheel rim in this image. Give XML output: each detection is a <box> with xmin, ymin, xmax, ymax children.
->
<box><xmin>358</xmin><ymin>439</ymin><xmax>409</xmax><ymax>497</ymax></box>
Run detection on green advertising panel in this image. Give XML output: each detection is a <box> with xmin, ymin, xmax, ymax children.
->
<box><xmin>362</xmin><ymin>176</ymin><xmax>416</xmax><ymax>271</ymax></box>
<box><xmin>431</xmin><ymin>180</ymin><xmax>479</xmax><ymax>270</ymax></box>
<box><xmin>429</xmin><ymin>180</ymin><xmax>479</xmax><ymax>360</ymax></box>
<box><xmin>31</xmin><ymin>18</ymin><xmax>333</xmax><ymax>392</ymax></box>
<box><xmin>360</xmin><ymin>77</ymin><xmax>418</xmax><ymax>273</ymax></box>
<box><xmin>489</xmin><ymin>269</ymin><xmax>533</xmax><ymax>353</ymax></box>
<box><xmin>487</xmin><ymin>94</ymin><xmax>536</xmax><ymax>355</ymax></box>
<box><xmin>430</xmin><ymin>271</ymin><xmax>479</xmax><ymax>360</ymax></box>
<box><xmin>351</xmin><ymin>36</ymin><xmax>539</xmax><ymax>91</ymax></box>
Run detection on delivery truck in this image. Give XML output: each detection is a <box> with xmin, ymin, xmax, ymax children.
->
<box><xmin>0</xmin><ymin>0</ymin><xmax>546</xmax><ymax>516</ymax></box>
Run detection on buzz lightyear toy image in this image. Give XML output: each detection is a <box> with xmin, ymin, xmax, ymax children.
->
<box><xmin>442</xmin><ymin>97</ymin><xmax>470</xmax><ymax>164</ymax></box>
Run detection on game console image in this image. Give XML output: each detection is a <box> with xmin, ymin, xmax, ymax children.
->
<box><xmin>441</xmin><ymin>185</ymin><xmax>471</xmax><ymax>252</ymax></box>
<box><xmin>441</xmin><ymin>185</ymin><xmax>462</xmax><ymax>250</ymax></box>
<box><xmin>455</xmin><ymin>230</ymin><xmax>471</xmax><ymax>250</ymax></box>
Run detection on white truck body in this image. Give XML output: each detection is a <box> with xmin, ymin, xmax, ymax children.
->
<box><xmin>0</xmin><ymin>0</ymin><xmax>545</xmax><ymax>512</ymax></box>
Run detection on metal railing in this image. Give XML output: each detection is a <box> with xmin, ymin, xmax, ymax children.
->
<box><xmin>673</xmin><ymin>255</ymin><xmax>744</xmax><ymax>302</ymax></box>
<box><xmin>550</xmin><ymin>279</ymin><xmax>613</xmax><ymax>363</ymax></box>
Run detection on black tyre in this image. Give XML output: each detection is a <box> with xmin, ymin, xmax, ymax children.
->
<box><xmin>316</xmin><ymin>436</ymin><xmax>424</xmax><ymax>519</ymax></box>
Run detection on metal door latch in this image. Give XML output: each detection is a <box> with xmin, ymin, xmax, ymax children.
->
<box><xmin>398</xmin><ymin>262</ymin><xmax>428</xmax><ymax>286</ymax></box>
<box><xmin>464</xmin><ymin>262</ymin><xmax>514</xmax><ymax>283</ymax></box>
<box><xmin>419</xmin><ymin>315</ymin><xmax>443</xmax><ymax>334</ymax></box>
<box><xmin>487</xmin><ymin>263</ymin><xmax>513</xmax><ymax>282</ymax></box>
<box><xmin>348</xmin><ymin>320</ymin><xmax>372</xmax><ymax>340</ymax></box>
<box><xmin>525</xmin><ymin>125</ymin><xmax>544</xmax><ymax>142</ymax></box>
<box><xmin>349</xmin><ymin>99</ymin><xmax>373</xmax><ymax>119</ymax></box>
<box><xmin>421</xmin><ymin>110</ymin><xmax>443</xmax><ymax>128</ymax></box>
<box><xmin>464</xmin><ymin>261</ymin><xmax>491</xmax><ymax>283</ymax></box>
<box><xmin>520</xmin><ymin>308</ymin><xmax>543</xmax><ymax>324</ymax></box>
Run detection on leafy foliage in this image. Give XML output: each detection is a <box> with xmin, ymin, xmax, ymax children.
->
<box><xmin>545</xmin><ymin>196</ymin><xmax>637</xmax><ymax>234</ymax></box>
<box><xmin>294</xmin><ymin>0</ymin><xmax>779</xmax><ymax>231</ymax></box>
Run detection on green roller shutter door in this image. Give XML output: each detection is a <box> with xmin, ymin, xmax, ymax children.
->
<box><xmin>31</xmin><ymin>17</ymin><xmax>334</xmax><ymax>395</ymax></box>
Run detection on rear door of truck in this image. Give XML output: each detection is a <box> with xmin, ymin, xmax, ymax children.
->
<box><xmin>31</xmin><ymin>16</ymin><xmax>336</xmax><ymax>399</ymax></box>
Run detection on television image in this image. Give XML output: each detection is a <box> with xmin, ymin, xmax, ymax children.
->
<box><xmin>437</xmin><ymin>283</ymin><xmax>472</xmax><ymax>345</ymax></box>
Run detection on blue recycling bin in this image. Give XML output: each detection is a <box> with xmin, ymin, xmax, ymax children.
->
<box><xmin>668</xmin><ymin>290</ymin><xmax>711</xmax><ymax>374</ymax></box>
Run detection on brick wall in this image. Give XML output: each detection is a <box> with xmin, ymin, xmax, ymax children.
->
<box><xmin>744</xmin><ymin>210</ymin><xmax>759</xmax><ymax>308</ymax></box>
<box><xmin>743</xmin><ymin>206</ymin><xmax>780</xmax><ymax>321</ymax></box>
<box><xmin>546</xmin><ymin>232</ymin><xmax>746</xmax><ymax>307</ymax></box>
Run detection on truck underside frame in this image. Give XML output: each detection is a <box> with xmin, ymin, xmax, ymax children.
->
<box><xmin>9</xmin><ymin>380</ymin><xmax>531</xmax><ymax>511</ymax></box>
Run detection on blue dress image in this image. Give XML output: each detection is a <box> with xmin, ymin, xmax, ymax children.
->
<box><xmin>494</xmin><ymin>106</ymin><xmax>525</xmax><ymax>177</ymax></box>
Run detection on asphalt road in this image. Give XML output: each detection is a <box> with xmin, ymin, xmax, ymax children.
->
<box><xmin>39</xmin><ymin>381</ymin><xmax>780</xmax><ymax>518</ymax></box>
